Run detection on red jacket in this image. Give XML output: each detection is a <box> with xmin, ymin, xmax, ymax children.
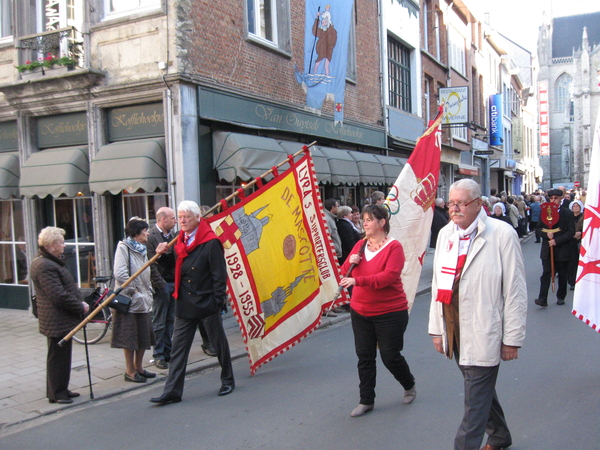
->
<box><xmin>341</xmin><ymin>239</ymin><xmax>408</xmax><ymax>316</ymax></box>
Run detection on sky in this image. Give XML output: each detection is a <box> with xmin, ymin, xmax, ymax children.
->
<box><xmin>474</xmin><ymin>0</ymin><xmax>600</xmax><ymax>53</ymax></box>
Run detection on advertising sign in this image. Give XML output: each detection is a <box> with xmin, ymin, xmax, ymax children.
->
<box><xmin>489</xmin><ymin>94</ymin><xmax>503</xmax><ymax>147</ymax></box>
<box><xmin>538</xmin><ymin>81</ymin><xmax>549</xmax><ymax>156</ymax></box>
<box><xmin>439</xmin><ymin>87</ymin><xmax>469</xmax><ymax>125</ymax></box>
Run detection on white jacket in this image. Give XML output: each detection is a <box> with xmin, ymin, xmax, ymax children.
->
<box><xmin>113</xmin><ymin>240</ymin><xmax>153</xmax><ymax>313</ymax></box>
<box><xmin>428</xmin><ymin>209</ymin><xmax>527</xmax><ymax>366</ymax></box>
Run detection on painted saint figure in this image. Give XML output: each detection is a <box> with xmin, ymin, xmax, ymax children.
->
<box><xmin>312</xmin><ymin>5</ymin><xmax>337</xmax><ymax>76</ymax></box>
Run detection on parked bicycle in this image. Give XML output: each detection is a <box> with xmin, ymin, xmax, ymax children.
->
<box><xmin>73</xmin><ymin>276</ymin><xmax>113</xmax><ymax>345</ymax></box>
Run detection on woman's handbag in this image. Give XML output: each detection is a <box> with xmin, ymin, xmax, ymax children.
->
<box><xmin>107</xmin><ymin>291</ymin><xmax>132</xmax><ymax>314</ymax></box>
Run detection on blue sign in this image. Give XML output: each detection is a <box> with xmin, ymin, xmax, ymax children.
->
<box><xmin>489</xmin><ymin>94</ymin><xmax>503</xmax><ymax>147</ymax></box>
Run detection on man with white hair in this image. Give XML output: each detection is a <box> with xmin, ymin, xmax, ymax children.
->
<box><xmin>150</xmin><ymin>200</ymin><xmax>234</xmax><ymax>405</ymax></box>
<box><xmin>429</xmin><ymin>179</ymin><xmax>527</xmax><ymax>450</ymax></box>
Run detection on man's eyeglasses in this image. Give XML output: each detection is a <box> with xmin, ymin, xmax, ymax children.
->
<box><xmin>447</xmin><ymin>198</ymin><xmax>480</xmax><ymax>209</ymax></box>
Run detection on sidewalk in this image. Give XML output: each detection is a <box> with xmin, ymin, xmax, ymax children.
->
<box><xmin>0</xmin><ymin>250</ymin><xmax>437</xmax><ymax>432</ymax></box>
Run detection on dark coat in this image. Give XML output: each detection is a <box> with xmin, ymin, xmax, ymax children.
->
<box><xmin>536</xmin><ymin>205</ymin><xmax>575</xmax><ymax>261</ymax></box>
<box><xmin>30</xmin><ymin>248</ymin><xmax>84</xmax><ymax>338</ymax></box>
<box><xmin>176</xmin><ymin>238</ymin><xmax>228</xmax><ymax>319</ymax></box>
<box><xmin>490</xmin><ymin>213</ymin><xmax>514</xmax><ymax>228</ymax></box>
<box><xmin>146</xmin><ymin>225</ymin><xmax>178</xmax><ymax>290</ymax></box>
<box><xmin>430</xmin><ymin>206</ymin><xmax>449</xmax><ymax>248</ymax></box>
<box><xmin>336</xmin><ymin>218</ymin><xmax>361</xmax><ymax>264</ymax></box>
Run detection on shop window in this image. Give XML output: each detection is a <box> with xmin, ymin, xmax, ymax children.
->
<box><xmin>105</xmin><ymin>0</ymin><xmax>161</xmax><ymax>19</ymax></box>
<box><xmin>122</xmin><ymin>191</ymin><xmax>168</xmax><ymax>228</ymax></box>
<box><xmin>53</xmin><ymin>197</ymin><xmax>96</xmax><ymax>287</ymax></box>
<box><xmin>246</xmin><ymin>0</ymin><xmax>291</xmax><ymax>53</ymax></box>
<box><xmin>0</xmin><ymin>200</ymin><xmax>27</xmax><ymax>285</ymax></box>
<box><xmin>334</xmin><ymin>186</ymin><xmax>356</xmax><ymax>208</ymax></box>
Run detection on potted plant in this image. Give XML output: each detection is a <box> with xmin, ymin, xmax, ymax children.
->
<box><xmin>17</xmin><ymin>53</ymin><xmax>77</xmax><ymax>80</ymax></box>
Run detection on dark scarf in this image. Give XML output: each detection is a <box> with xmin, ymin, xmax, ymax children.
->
<box><xmin>173</xmin><ymin>220</ymin><xmax>218</xmax><ymax>299</ymax></box>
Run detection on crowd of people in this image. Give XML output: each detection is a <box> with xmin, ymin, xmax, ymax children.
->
<box><xmin>29</xmin><ymin>182</ymin><xmax>588</xmax><ymax>449</ymax></box>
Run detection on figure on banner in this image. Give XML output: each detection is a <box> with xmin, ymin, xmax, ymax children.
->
<box><xmin>312</xmin><ymin>6</ymin><xmax>337</xmax><ymax>76</ymax></box>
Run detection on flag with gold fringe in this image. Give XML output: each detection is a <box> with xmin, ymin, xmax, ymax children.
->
<box><xmin>386</xmin><ymin>106</ymin><xmax>444</xmax><ymax>310</ymax></box>
<box><xmin>207</xmin><ymin>149</ymin><xmax>347</xmax><ymax>374</ymax></box>
<box><xmin>572</xmin><ymin>109</ymin><xmax>600</xmax><ymax>333</ymax></box>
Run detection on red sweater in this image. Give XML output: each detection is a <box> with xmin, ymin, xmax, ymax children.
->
<box><xmin>341</xmin><ymin>239</ymin><xmax>408</xmax><ymax>316</ymax></box>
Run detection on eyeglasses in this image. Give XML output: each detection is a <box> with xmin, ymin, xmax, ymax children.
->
<box><xmin>447</xmin><ymin>198</ymin><xmax>480</xmax><ymax>209</ymax></box>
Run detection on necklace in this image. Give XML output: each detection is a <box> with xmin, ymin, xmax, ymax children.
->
<box><xmin>368</xmin><ymin>236</ymin><xmax>388</xmax><ymax>252</ymax></box>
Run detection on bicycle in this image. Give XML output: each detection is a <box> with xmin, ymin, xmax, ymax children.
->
<box><xmin>73</xmin><ymin>276</ymin><xmax>113</xmax><ymax>345</ymax></box>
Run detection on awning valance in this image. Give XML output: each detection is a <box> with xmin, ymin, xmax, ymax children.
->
<box><xmin>348</xmin><ymin>151</ymin><xmax>386</xmax><ymax>185</ymax></box>
<box><xmin>277</xmin><ymin>140</ymin><xmax>331</xmax><ymax>184</ymax></box>
<box><xmin>213</xmin><ymin>132</ymin><xmax>289</xmax><ymax>182</ymax></box>
<box><xmin>89</xmin><ymin>138</ymin><xmax>166</xmax><ymax>195</ymax></box>
<box><xmin>20</xmin><ymin>147</ymin><xmax>89</xmax><ymax>198</ymax></box>
<box><xmin>374</xmin><ymin>154</ymin><xmax>407</xmax><ymax>185</ymax></box>
<box><xmin>0</xmin><ymin>152</ymin><xmax>19</xmax><ymax>199</ymax></box>
<box><xmin>318</xmin><ymin>147</ymin><xmax>360</xmax><ymax>186</ymax></box>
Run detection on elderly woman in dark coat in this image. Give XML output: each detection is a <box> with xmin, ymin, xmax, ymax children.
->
<box><xmin>30</xmin><ymin>226</ymin><xmax>89</xmax><ymax>404</ymax></box>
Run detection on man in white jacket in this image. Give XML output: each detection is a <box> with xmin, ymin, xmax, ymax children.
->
<box><xmin>429</xmin><ymin>179</ymin><xmax>527</xmax><ymax>450</ymax></box>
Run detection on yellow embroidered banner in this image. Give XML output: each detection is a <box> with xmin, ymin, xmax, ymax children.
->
<box><xmin>208</xmin><ymin>151</ymin><xmax>346</xmax><ymax>374</ymax></box>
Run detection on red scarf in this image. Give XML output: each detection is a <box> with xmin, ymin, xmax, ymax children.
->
<box><xmin>173</xmin><ymin>220</ymin><xmax>219</xmax><ymax>299</ymax></box>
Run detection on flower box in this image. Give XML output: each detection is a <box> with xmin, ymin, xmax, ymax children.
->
<box><xmin>20</xmin><ymin>65</ymin><xmax>71</xmax><ymax>81</ymax></box>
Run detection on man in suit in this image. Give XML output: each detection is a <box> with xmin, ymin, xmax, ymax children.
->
<box><xmin>535</xmin><ymin>189</ymin><xmax>575</xmax><ymax>307</ymax></box>
<box><xmin>150</xmin><ymin>201</ymin><xmax>234</xmax><ymax>405</ymax></box>
<box><xmin>146</xmin><ymin>207</ymin><xmax>177</xmax><ymax>369</ymax></box>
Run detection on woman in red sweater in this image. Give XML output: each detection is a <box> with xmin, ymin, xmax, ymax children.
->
<box><xmin>340</xmin><ymin>204</ymin><xmax>416</xmax><ymax>417</ymax></box>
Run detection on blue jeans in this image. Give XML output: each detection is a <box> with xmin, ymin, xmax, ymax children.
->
<box><xmin>152</xmin><ymin>282</ymin><xmax>175</xmax><ymax>361</ymax></box>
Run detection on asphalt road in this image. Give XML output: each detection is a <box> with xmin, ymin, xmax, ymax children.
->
<box><xmin>1</xmin><ymin>237</ymin><xmax>599</xmax><ymax>450</ymax></box>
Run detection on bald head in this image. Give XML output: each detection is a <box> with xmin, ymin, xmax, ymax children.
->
<box><xmin>156</xmin><ymin>207</ymin><xmax>176</xmax><ymax>232</ymax></box>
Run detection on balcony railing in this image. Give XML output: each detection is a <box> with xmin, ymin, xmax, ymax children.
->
<box><xmin>16</xmin><ymin>26</ymin><xmax>83</xmax><ymax>70</ymax></box>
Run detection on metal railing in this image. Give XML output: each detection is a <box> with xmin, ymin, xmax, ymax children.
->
<box><xmin>16</xmin><ymin>26</ymin><xmax>83</xmax><ymax>69</ymax></box>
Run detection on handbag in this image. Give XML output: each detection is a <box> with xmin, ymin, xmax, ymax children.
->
<box><xmin>109</xmin><ymin>246</ymin><xmax>133</xmax><ymax>314</ymax></box>
<box><xmin>107</xmin><ymin>290</ymin><xmax>132</xmax><ymax>314</ymax></box>
<box><xmin>31</xmin><ymin>295</ymin><xmax>38</xmax><ymax>318</ymax></box>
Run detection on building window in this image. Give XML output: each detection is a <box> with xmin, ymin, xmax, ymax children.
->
<box><xmin>0</xmin><ymin>200</ymin><xmax>27</xmax><ymax>285</ymax></box>
<box><xmin>106</xmin><ymin>0</ymin><xmax>161</xmax><ymax>19</ymax></box>
<box><xmin>452</xmin><ymin>125</ymin><xmax>467</xmax><ymax>141</ymax></box>
<box><xmin>449</xmin><ymin>26</ymin><xmax>465</xmax><ymax>76</ymax></box>
<box><xmin>346</xmin><ymin>8</ymin><xmax>356</xmax><ymax>82</ymax></box>
<box><xmin>53</xmin><ymin>197</ymin><xmax>96</xmax><ymax>287</ymax></box>
<box><xmin>0</xmin><ymin>0</ymin><xmax>12</xmax><ymax>38</ymax></box>
<box><xmin>388</xmin><ymin>36</ymin><xmax>412</xmax><ymax>113</ymax></box>
<box><xmin>554</xmin><ymin>73</ymin><xmax>573</xmax><ymax>113</ymax></box>
<box><xmin>246</xmin><ymin>0</ymin><xmax>290</xmax><ymax>52</ymax></box>
<box><xmin>122</xmin><ymin>191</ymin><xmax>168</xmax><ymax>229</ymax></box>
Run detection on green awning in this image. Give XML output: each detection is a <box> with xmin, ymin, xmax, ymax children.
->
<box><xmin>20</xmin><ymin>147</ymin><xmax>89</xmax><ymax>198</ymax></box>
<box><xmin>0</xmin><ymin>152</ymin><xmax>19</xmax><ymax>199</ymax></box>
<box><xmin>89</xmin><ymin>138</ymin><xmax>166</xmax><ymax>195</ymax></box>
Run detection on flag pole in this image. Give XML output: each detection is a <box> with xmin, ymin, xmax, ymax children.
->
<box><xmin>60</xmin><ymin>141</ymin><xmax>318</xmax><ymax>346</ymax></box>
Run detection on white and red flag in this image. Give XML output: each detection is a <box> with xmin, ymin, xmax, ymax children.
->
<box><xmin>573</xmin><ymin>110</ymin><xmax>600</xmax><ymax>333</ymax></box>
<box><xmin>386</xmin><ymin>106</ymin><xmax>443</xmax><ymax>310</ymax></box>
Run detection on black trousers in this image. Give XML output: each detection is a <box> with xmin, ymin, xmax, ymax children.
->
<box><xmin>47</xmin><ymin>336</ymin><xmax>73</xmax><ymax>401</ymax></box>
<box><xmin>162</xmin><ymin>312</ymin><xmax>234</xmax><ymax>398</ymax></box>
<box><xmin>539</xmin><ymin>258</ymin><xmax>569</xmax><ymax>301</ymax></box>
<box><xmin>351</xmin><ymin>309</ymin><xmax>414</xmax><ymax>405</ymax></box>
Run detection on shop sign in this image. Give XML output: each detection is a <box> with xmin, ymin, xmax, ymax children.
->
<box><xmin>0</xmin><ymin>121</ymin><xmax>18</xmax><ymax>152</ymax></box>
<box><xmin>538</xmin><ymin>81</ymin><xmax>549</xmax><ymax>156</ymax></box>
<box><xmin>439</xmin><ymin>86</ymin><xmax>469</xmax><ymax>124</ymax></box>
<box><xmin>198</xmin><ymin>88</ymin><xmax>386</xmax><ymax>149</ymax></box>
<box><xmin>489</xmin><ymin>94</ymin><xmax>503</xmax><ymax>147</ymax></box>
<box><xmin>37</xmin><ymin>112</ymin><xmax>88</xmax><ymax>149</ymax></box>
<box><xmin>107</xmin><ymin>103</ymin><xmax>165</xmax><ymax>142</ymax></box>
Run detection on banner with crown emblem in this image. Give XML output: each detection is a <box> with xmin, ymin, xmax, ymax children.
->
<box><xmin>207</xmin><ymin>152</ymin><xmax>346</xmax><ymax>374</ymax></box>
<box><xmin>386</xmin><ymin>106</ymin><xmax>444</xmax><ymax>310</ymax></box>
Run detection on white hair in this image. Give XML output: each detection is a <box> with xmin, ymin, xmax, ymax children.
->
<box><xmin>449</xmin><ymin>179</ymin><xmax>481</xmax><ymax>200</ymax></box>
<box><xmin>38</xmin><ymin>226</ymin><xmax>65</xmax><ymax>249</ymax></box>
<box><xmin>178</xmin><ymin>200</ymin><xmax>201</xmax><ymax>218</ymax></box>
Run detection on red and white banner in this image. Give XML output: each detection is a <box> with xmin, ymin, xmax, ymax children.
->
<box><xmin>386</xmin><ymin>106</ymin><xmax>443</xmax><ymax>310</ymax></box>
<box><xmin>573</xmin><ymin>110</ymin><xmax>600</xmax><ymax>333</ymax></box>
<box><xmin>207</xmin><ymin>150</ymin><xmax>346</xmax><ymax>373</ymax></box>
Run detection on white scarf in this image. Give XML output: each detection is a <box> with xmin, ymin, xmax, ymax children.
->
<box><xmin>435</xmin><ymin>214</ymin><xmax>479</xmax><ymax>304</ymax></box>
